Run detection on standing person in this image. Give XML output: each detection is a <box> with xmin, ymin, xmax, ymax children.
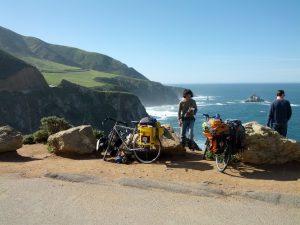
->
<box><xmin>178</xmin><ymin>89</ymin><xmax>198</xmax><ymax>147</ymax></box>
<box><xmin>267</xmin><ymin>90</ymin><xmax>292</xmax><ymax>137</ymax></box>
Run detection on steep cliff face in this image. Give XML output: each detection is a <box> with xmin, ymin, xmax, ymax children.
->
<box><xmin>0</xmin><ymin>49</ymin><xmax>49</xmax><ymax>92</ymax></box>
<box><xmin>0</xmin><ymin>67</ymin><xmax>49</xmax><ymax>92</ymax></box>
<box><xmin>0</xmin><ymin>80</ymin><xmax>148</xmax><ymax>134</ymax></box>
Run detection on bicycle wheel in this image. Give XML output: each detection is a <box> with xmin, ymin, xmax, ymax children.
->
<box><xmin>215</xmin><ymin>143</ymin><xmax>232</xmax><ymax>172</ymax></box>
<box><xmin>133</xmin><ymin>136</ymin><xmax>161</xmax><ymax>164</ymax></box>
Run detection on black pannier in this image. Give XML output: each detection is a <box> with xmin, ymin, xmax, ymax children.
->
<box><xmin>225</xmin><ymin>120</ymin><xmax>246</xmax><ymax>154</ymax></box>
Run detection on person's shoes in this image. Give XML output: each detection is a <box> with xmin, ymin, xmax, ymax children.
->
<box><xmin>180</xmin><ymin>142</ymin><xmax>186</xmax><ymax>148</ymax></box>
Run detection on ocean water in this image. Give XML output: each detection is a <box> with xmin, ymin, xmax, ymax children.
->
<box><xmin>146</xmin><ymin>83</ymin><xmax>300</xmax><ymax>148</ymax></box>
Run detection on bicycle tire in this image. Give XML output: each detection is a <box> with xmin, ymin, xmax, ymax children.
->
<box><xmin>133</xmin><ymin>135</ymin><xmax>161</xmax><ymax>164</ymax></box>
<box><xmin>215</xmin><ymin>143</ymin><xmax>232</xmax><ymax>172</ymax></box>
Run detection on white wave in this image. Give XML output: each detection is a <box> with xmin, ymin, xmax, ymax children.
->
<box><xmin>226</xmin><ymin>101</ymin><xmax>236</xmax><ymax>104</ymax></box>
<box><xmin>193</xmin><ymin>95</ymin><xmax>217</xmax><ymax>101</ymax></box>
<box><xmin>291</xmin><ymin>104</ymin><xmax>300</xmax><ymax>107</ymax></box>
<box><xmin>260</xmin><ymin>110</ymin><xmax>266</xmax><ymax>113</ymax></box>
<box><xmin>146</xmin><ymin>107</ymin><xmax>178</xmax><ymax>120</ymax></box>
<box><xmin>216</xmin><ymin>103</ymin><xmax>225</xmax><ymax>106</ymax></box>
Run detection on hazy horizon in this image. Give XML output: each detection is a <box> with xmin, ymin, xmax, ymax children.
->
<box><xmin>1</xmin><ymin>0</ymin><xmax>299</xmax><ymax>84</ymax></box>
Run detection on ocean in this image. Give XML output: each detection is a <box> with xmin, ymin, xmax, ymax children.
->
<box><xmin>146</xmin><ymin>83</ymin><xmax>300</xmax><ymax>148</ymax></box>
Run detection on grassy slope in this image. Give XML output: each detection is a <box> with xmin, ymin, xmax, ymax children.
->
<box><xmin>22</xmin><ymin>56</ymin><xmax>119</xmax><ymax>87</ymax></box>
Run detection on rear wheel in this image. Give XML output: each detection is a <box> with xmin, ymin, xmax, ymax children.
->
<box><xmin>215</xmin><ymin>142</ymin><xmax>232</xmax><ymax>172</ymax></box>
<box><xmin>133</xmin><ymin>136</ymin><xmax>161</xmax><ymax>164</ymax></box>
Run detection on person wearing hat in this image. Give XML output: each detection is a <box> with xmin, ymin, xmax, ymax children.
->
<box><xmin>267</xmin><ymin>90</ymin><xmax>292</xmax><ymax>137</ymax></box>
<box><xmin>178</xmin><ymin>89</ymin><xmax>198</xmax><ymax>147</ymax></box>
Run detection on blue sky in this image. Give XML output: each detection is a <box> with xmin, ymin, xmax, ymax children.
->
<box><xmin>1</xmin><ymin>0</ymin><xmax>299</xmax><ymax>83</ymax></box>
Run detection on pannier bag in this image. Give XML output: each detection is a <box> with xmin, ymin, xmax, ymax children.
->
<box><xmin>208</xmin><ymin>118</ymin><xmax>229</xmax><ymax>136</ymax></box>
<box><xmin>225</xmin><ymin>120</ymin><xmax>246</xmax><ymax>153</ymax></box>
<box><xmin>202</xmin><ymin>118</ymin><xmax>229</xmax><ymax>153</ymax></box>
<box><xmin>138</xmin><ymin>117</ymin><xmax>164</xmax><ymax>146</ymax></box>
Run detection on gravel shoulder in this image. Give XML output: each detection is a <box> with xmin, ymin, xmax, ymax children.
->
<box><xmin>0</xmin><ymin>144</ymin><xmax>300</xmax><ymax>196</ymax></box>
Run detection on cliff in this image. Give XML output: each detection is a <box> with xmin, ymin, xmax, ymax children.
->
<box><xmin>0</xmin><ymin>49</ymin><xmax>49</xmax><ymax>92</ymax></box>
<box><xmin>0</xmin><ymin>80</ymin><xmax>147</xmax><ymax>134</ymax></box>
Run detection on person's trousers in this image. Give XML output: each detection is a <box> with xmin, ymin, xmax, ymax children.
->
<box><xmin>181</xmin><ymin>119</ymin><xmax>195</xmax><ymax>145</ymax></box>
<box><xmin>272</xmin><ymin>123</ymin><xmax>288</xmax><ymax>137</ymax></box>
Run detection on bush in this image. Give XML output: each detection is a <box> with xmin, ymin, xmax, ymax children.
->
<box><xmin>40</xmin><ymin>116</ymin><xmax>72</xmax><ymax>135</ymax></box>
<box><xmin>47</xmin><ymin>145</ymin><xmax>55</xmax><ymax>153</ymax></box>
<box><xmin>93</xmin><ymin>129</ymin><xmax>105</xmax><ymax>139</ymax></box>
<box><xmin>33</xmin><ymin>130</ymin><xmax>49</xmax><ymax>143</ymax></box>
<box><xmin>23</xmin><ymin>134</ymin><xmax>36</xmax><ymax>145</ymax></box>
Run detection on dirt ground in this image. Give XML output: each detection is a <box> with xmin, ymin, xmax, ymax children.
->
<box><xmin>1</xmin><ymin>144</ymin><xmax>300</xmax><ymax>194</ymax></box>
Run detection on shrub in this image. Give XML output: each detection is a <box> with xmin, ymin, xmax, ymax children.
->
<box><xmin>40</xmin><ymin>116</ymin><xmax>72</xmax><ymax>135</ymax></box>
<box><xmin>47</xmin><ymin>145</ymin><xmax>55</xmax><ymax>153</ymax></box>
<box><xmin>23</xmin><ymin>134</ymin><xmax>35</xmax><ymax>145</ymax></box>
<box><xmin>33</xmin><ymin>130</ymin><xmax>49</xmax><ymax>143</ymax></box>
<box><xmin>93</xmin><ymin>129</ymin><xmax>105</xmax><ymax>139</ymax></box>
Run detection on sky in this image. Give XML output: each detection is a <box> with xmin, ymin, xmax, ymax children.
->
<box><xmin>0</xmin><ymin>0</ymin><xmax>300</xmax><ymax>83</ymax></box>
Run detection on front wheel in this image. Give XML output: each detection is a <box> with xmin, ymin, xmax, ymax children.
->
<box><xmin>133</xmin><ymin>136</ymin><xmax>161</xmax><ymax>164</ymax></box>
<box><xmin>215</xmin><ymin>143</ymin><xmax>232</xmax><ymax>172</ymax></box>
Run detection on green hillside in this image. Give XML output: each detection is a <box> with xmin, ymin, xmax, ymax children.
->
<box><xmin>0</xmin><ymin>26</ymin><xmax>182</xmax><ymax>106</ymax></box>
<box><xmin>0</xmin><ymin>26</ymin><xmax>147</xmax><ymax>80</ymax></box>
<box><xmin>21</xmin><ymin>56</ymin><xmax>119</xmax><ymax>88</ymax></box>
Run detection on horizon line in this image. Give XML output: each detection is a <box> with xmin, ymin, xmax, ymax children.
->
<box><xmin>165</xmin><ymin>82</ymin><xmax>300</xmax><ymax>85</ymax></box>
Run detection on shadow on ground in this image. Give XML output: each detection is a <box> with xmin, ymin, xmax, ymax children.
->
<box><xmin>226</xmin><ymin>162</ymin><xmax>300</xmax><ymax>181</ymax></box>
<box><xmin>161</xmin><ymin>151</ymin><xmax>214</xmax><ymax>171</ymax></box>
<box><xmin>0</xmin><ymin>151</ymin><xmax>42</xmax><ymax>163</ymax></box>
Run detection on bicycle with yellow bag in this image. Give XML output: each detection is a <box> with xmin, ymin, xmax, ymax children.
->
<box><xmin>100</xmin><ymin>117</ymin><xmax>163</xmax><ymax>163</ymax></box>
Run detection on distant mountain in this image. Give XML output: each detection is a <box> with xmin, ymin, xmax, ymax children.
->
<box><xmin>0</xmin><ymin>26</ymin><xmax>147</xmax><ymax>80</ymax></box>
<box><xmin>0</xmin><ymin>26</ymin><xmax>182</xmax><ymax>106</ymax></box>
<box><xmin>0</xmin><ymin>49</ymin><xmax>49</xmax><ymax>92</ymax></box>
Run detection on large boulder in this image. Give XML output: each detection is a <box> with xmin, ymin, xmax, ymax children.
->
<box><xmin>0</xmin><ymin>125</ymin><xmax>23</xmax><ymax>153</ymax></box>
<box><xmin>160</xmin><ymin>124</ymin><xmax>186</xmax><ymax>154</ymax></box>
<box><xmin>48</xmin><ymin>125</ymin><xmax>96</xmax><ymax>155</ymax></box>
<box><xmin>241</xmin><ymin>122</ymin><xmax>300</xmax><ymax>164</ymax></box>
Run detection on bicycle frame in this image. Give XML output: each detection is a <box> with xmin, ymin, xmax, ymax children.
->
<box><xmin>103</xmin><ymin>123</ymin><xmax>145</xmax><ymax>161</ymax></box>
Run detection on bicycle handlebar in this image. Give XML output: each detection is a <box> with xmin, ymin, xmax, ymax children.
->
<box><xmin>203</xmin><ymin>113</ymin><xmax>210</xmax><ymax>118</ymax></box>
<box><xmin>103</xmin><ymin>117</ymin><xmax>128</xmax><ymax>126</ymax></box>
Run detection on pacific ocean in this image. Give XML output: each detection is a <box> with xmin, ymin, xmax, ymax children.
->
<box><xmin>146</xmin><ymin>83</ymin><xmax>300</xmax><ymax>148</ymax></box>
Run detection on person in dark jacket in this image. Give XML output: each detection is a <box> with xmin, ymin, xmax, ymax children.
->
<box><xmin>267</xmin><ymin>90</ymin><xmax>292</xmax><ymax>137</ymax></box>
<box><xmin>178</xmin><ymin>89</ymin><xmax>198</xmax><ymax>147</ymax></box>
